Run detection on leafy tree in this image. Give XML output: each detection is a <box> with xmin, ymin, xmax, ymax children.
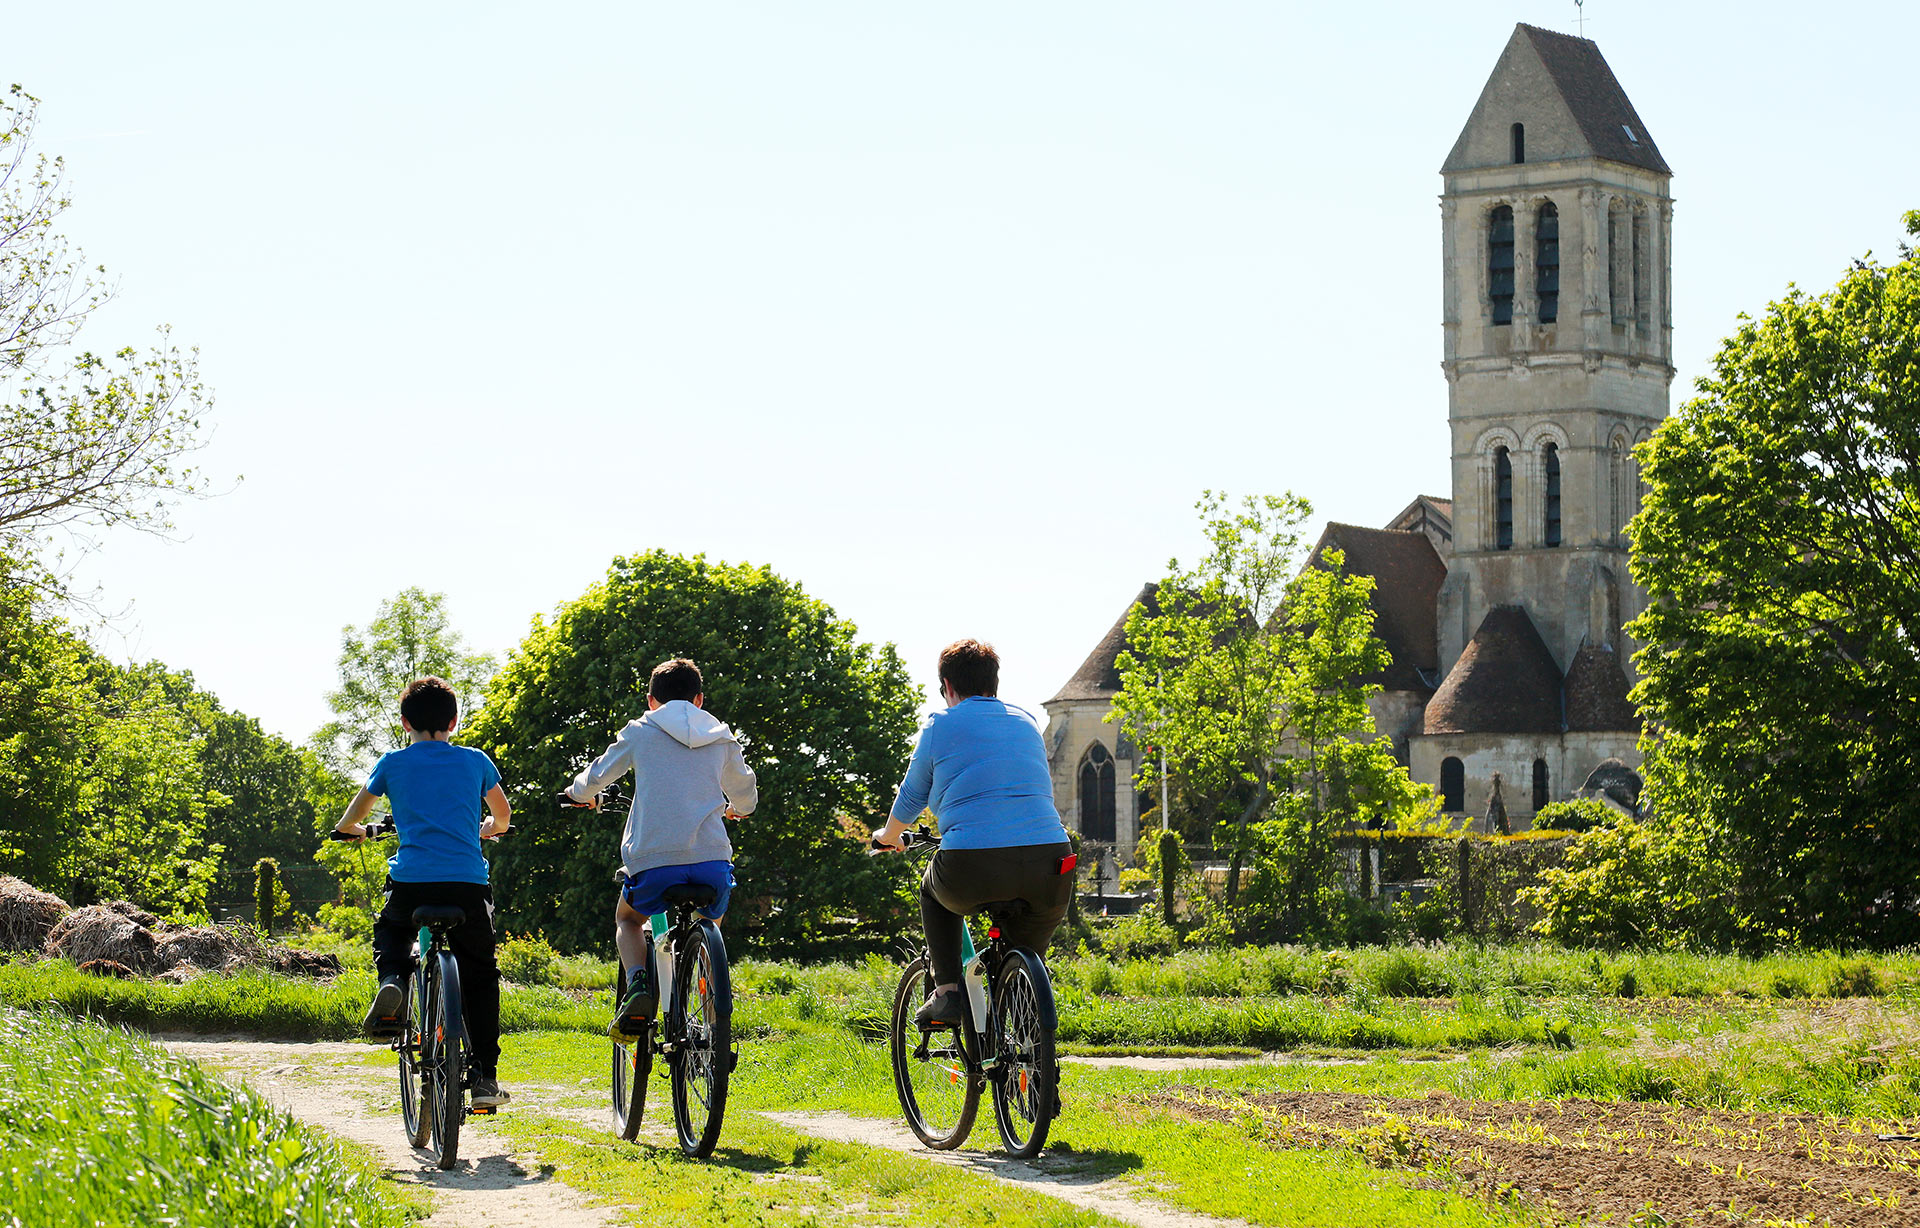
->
<box><xmin>463</xmin><ymin>551</ymin><xmax>921</xmax><ymax>958</ymax></box>
<box><xmin>1</xmin><ymin>87</ymin><xmax>209</xmax><ymax>591</ymax></box>
<box><xmin>1629</xmin><ymin>211</ymin><xmax>1920</xmax><ymax>949</ymax></box>
<box><xmin>313</xmin><ymin>587</ymin><xmax>496</xmax><ymax>777</ymax></box>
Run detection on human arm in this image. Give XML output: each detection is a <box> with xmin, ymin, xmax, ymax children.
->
<box><xmin>334</xmin><ymin>789</ymin><xmax>381</xmax><ymax>840</ymax></box>
<box><xmin>480</xmin><ymin>783</ymin><xmax>511</xmax><ymax>839</ymax></box>
<box><xmin>872</xmin><ymin>722</ymin><xmax>935</xmax><ymax>851</ymax></box>
<box><xmin>563</xmin><ymin>733</ymin><xmax>633</xmax><ymax>806</ymax></box>
<box><xmin>721</xmin><ymin>740</ymin><xmax>757</xmax><ymax>819</ymax></box>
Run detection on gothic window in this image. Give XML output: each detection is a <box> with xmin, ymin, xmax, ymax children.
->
<box><xmin>1441</xmin><ymin>758</ymin><xmax>1465</xmax><ymax>813</ymax></box>
<box><xmin>1543</xmin><ymin>442</ymin><xmax>1562</xmax><ymax>547</ymax></box>
<box><xmin>1078</xmin><ymin>743</ymin><xmax>1116</xmax><ymax>843</ymax></box>
<box><xmin>1632</xmin><ymin>208</ymin><xmax>1650</xmax><ymax>334</ymax></box>
<box><xmin>1494</xmin><ymin>446</ymin><xmax>1514</xmax><ymax>550</ymax></box>
<box><xmin>1489</xmin><ymin>206</ymin><xmax>1515</xmax><ymax>325</ymax></box>
<box><xmin>1511</xmin><ymin>122</ymin><xmax>1525</xmax><ymax>164</ymax></box>
<box><xmin>1609</xmin><ymin>200</ymin><xmax>1631</xmax><ymax>325</ymax></box>
<box><xmin>1535</xmin><ymin>202</ymin><xmax>1559</xmax><ymax>324</ymax></box>
<box><xmin>1532</xmin><ymin>759</ymin><xmax>1549</xmax><ymax>812</ymax></box>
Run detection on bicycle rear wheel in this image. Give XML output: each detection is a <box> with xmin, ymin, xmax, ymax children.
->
<box><xmin>889</xmin><ymin>955</ymin><xmax>979</xmax><ymax>1149</ymax></box>
<box><xmin>399</xmin><ymin>964</ymin><xmax>430</xmax><ymax>1148</ymax></box>
<box><xmin>428</xmin><ymin>951</ymin><xmax>466</xmax><ymax>1169</ymax></box>
<box><xmin>611</xmin><ymin>964</ymin><xmax>651</xmax><ymax>1140</ymax></box>
<box><xmin>668</xmin><ymin>920</ymin><xmax>731</xmax><ymax>1157</ymax></box>
<box><xmin>988</xmin><ymin>948</ymin><xmax>1057</xmax><ymax>1159</ymax></box>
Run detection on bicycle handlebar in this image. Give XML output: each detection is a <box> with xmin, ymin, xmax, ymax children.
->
<box><xmin>559</xmin><ymin>789</ymin><xmax>632</xmax><ymax>812</ymax></box>
<box><xmin>328</xmin><ymin>816</ymin><xmax>396</xmax><ymax>842</ymax></box>
<box><xmin>870</xmin><ymin>826</ymin><xmax>939</xmax><ymax>854</ymax></box>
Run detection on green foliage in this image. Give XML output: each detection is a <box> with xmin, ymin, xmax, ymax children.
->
<box><xmin>1531</xmin><ymin>799</ymin><xmax>1617</xmax><ymax>833</ymax></box>
<box><xmin>312</xmin><ymin>586</ymin><xmax>496</xmax><ymax>777</ymax></box>
<box><xmin>464</xmin><ymin>551</ymin><xmax>921</xmax><ymax>958</ymax></box>
<box><xmin>253</xmin><ymin>858</ymin><xmax>286</xmax><ymax>936</ymax></box>
<box><xmin>498</xmin><ymin>932</ymin><xmax>561</xmax><ymax>986</ymax></box>
<box><xmin>1523</xmin><ymin>813</ymin><xmax>1727</xmax><ymax>948</ymax></box>
<box><xmin>0</xmin><ymin>1011</ymin><xmax>407</xmax><ymax>1228</ymax></box>
<box><xmin>1629</xmin><ymin>212</ymin><xmax>1920</xmax><ymax>949</ymax></box>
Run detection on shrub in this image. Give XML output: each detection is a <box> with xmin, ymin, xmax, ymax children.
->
<box><xmin>1097</xmin><ymin>910</ymin><xmax>1179</xmax><ymax>960</ymax></box>
<box><xmin>1533</xmin><ymin>799</ymin><xmax>1621</xmax><ymax>833</ymax></box>
<box><xmin>1826</xmin><ymin>959</ymin><xmax>1884</xmax><ymax>997</ymax></box>
<box><xmin>1521</xmin><ymin>813</ymin><xmax>1727</xmax><ymax>948</ymax></box>
<box><xmin>497</xmin><ymin>933</ymin><xmax>561</xmax><ymax>986</ymax></box>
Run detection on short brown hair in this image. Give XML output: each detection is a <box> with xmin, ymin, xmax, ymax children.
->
<box><xmin>649</xmin><ymin>657</ymin><xmax>704</xmax><ymax>703</ymax></box>
<box><xmin>399</xmin><ymin>676</ymin><xmax>459</xmax><ymax>734</ymax></box>
<box><xmin>938</xmin><ymin>639</ymin><xmax>999</xmax><ymax>699</ymax></box>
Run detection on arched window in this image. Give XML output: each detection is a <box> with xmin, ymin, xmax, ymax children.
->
<box><xmin>1489</xmin><ymin>206</ymin><xmax>1515</xmax><ymax>325</ymax></box>
<box><xmin>1532</xmin><ymin>759</ymin><xmax>1549</xmax><ymax>812</ymax></box>
<box><xmin>1078</xmin><ymin>743</ymin><xmax>1116</xmax><ymax>843</ymax></box>
<box><xmin>1543</xmin><ymin>442</ymin><xmax>1562</xmax><ymax>547</ymax></box>
<box><xmin>1535</xmin><ymin>202</ymin><xmax>1559</xmax><ymax>324</ymax></box>
<box><xmin>1511</xmin><ymin>122</ymin><xmax>1525</xmax><ymax>164</ymax></box>
<box><xmin>1441</xmin><ymin>758</ymin><xmax>1465</xmax><ymax>813</ymax></box>
<box><xmin>1494</xmin><ymin>447</ymin><xmax>1514</xmax><ymax>550</ymax></box>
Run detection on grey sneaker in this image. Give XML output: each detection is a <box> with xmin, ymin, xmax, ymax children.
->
<box><xmin>471</xmin><ymin>1077</ymin><xmax>510</xmax><ymax>1108</ymax></box>
<box><xmin>363</xmin><ymin>976</ymin><xmax>404</xmax><ymax>1036</ymax></box>
<box><xmin>914</xmin><ymin>986</ymin><xmax>965</xmax><ymax>1030</ymax></box>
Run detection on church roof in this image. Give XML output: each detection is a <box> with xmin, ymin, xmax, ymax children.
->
<box><xmin>1444</xmin><ymin>24</ymin><xmax>1669</xmax><ymax>177</ymax></box>
<box><xmin>1423</xmin><ymin>605</ymin><xmax>1564</xmax><ymax>735</ymax></box>
<box><xmin>1305</xmin><ymin>523</ymin><xmax>1445</xmax><ymax>694</ymax></box>
<box><xmin>1563</xmin><ymin>642</ymin><xmax>1641</xmax><ymax>732</ymax></box>
<box><xmin>1046</xmin><ymin>583</ymin><xmax>1159</xmax><ymax>704</ymax></box>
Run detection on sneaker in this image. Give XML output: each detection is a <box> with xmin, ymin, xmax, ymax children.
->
<box><xmin>470</xmin><ymin>1077</ymin><xmax>511</xmax><ymax>1108</ymax></box>
<box><xmin>914</xmin><ymin>986</ymin><xmax>965</xmax><ymax>1030</ymax></box>
<box><xmin>363</xmin><ymin>976</ymin><xmax>404</xmax><ymax>1036</ymax></box>
<box><xmin>608</xmin><ymin>971</ymin><xmax>656</xmax><ymax>1040</ymax></box>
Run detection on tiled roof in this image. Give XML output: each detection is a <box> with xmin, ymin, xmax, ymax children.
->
<box><xmin>1046</xmin><ymin>583</ymin><xmax>1159</xmax><ymax>703</ymax></box>
<box><xmin>1305</xmin><ymin>524</ymin><xmax>1445</xmax><ymax>694</ymax></box>
<box><xmin>1517</xmin><ymin>24</ymin><xmax>1670</xmax><ymax>175</ymax></box>
<box><xmin>1563</xmin><ymin>643</ymin><xmax>1641</xmax><ymax>731</ymax></box>
<box><xmin>1423</xmin><ymin>605</ymin><xmax>1564</xmax><ymax>735</ymax></box>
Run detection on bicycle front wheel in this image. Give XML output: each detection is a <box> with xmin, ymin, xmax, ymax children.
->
<box><xmin>889</xmin><ymin>955</ymin><xmax>979</xmax><ymax>1150</ymax></box>
<box><xmin>428</xmin><ymin>951</ymin><xmax>466</xmax><ymax>1169</ymax></box>
<box><xmin>668</xmin><ymin>920</ymin><xmax>731</xmax><ymax>1157</ymax></box>
<box><xmin>399</xmin><ymin>965</ymin><xmax>430</xmax><ymax>1148</ymax></box>
<box><xmin>989</xmin><ymin>948</ymin><xmax>1058</xmax><ymax>1159</ymax></box>
<box><xmin>611</xmin><ymin>964</ymin><xmax>651</xmax><ymax>1141</ymax></box>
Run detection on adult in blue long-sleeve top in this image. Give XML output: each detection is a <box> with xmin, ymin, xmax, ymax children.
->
<box><xmin>873</xmin><ymin>639</ymin><xmax>1073</xmax><ymax>1028</ymax></box>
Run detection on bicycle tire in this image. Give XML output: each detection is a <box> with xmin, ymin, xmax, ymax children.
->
<box><xmin>429</xmin><ymin>950</ymin><xmax>465</xmax><ymax>1169</ymax></box>
<box><xmin>668</xmin><ymin>919</ymin><xmax>731</xmax><ymax>1157</ymax></box>
<box><xmin>611</xmin><ymin>964</ymin><xmax>650</xmax><ymax>1140</ymax></box>
<box><xmin>988</xmin><ymin>948</ymin><xmax>1058</xmax><ymax>1159</ymax></box>
<box><xmin>889</xmin><ymin>954</ymin><xmax>979</xmax><ymax>1150</ymax></box>
<box><xmin>399</xmin><ymin>963</ymin><xmax>431</xmax><ymax>1148</ymax></box>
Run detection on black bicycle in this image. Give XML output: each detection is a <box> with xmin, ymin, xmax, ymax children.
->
<box><xmin>876</xmin><ymin>827</ymin><xmax>1063</xmax><ymax>1159</ymax></box>
<box><xmin>563</xmin><ymin>790</ymin><xmax>736</xmax><ymax>1157</ymax></box>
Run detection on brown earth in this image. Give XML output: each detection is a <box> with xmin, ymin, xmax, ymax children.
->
<box><xmin>1150</xmin><ymin>1087</ymin><xmax>1920</xmax><ymax>1227</ymax></box>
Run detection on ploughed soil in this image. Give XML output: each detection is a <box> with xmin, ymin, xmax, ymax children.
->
<box><xmin>1150</xmin><ymin>1087</ymin><xmax>1920</xmax><ymax>1227</ymax></box>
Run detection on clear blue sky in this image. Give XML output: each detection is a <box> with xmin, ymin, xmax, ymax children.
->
<box><xmin>11</xmin><ymin>1</ymin><xmax>1913</xmax><ymax>744</ymax></box>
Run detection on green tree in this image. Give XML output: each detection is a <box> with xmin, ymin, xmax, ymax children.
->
<box><xmin>313</xmin><ymin>587</ymin><xmax>496</xmax><ymax>776</ymax></box>
<box><xmin>1628</xmin><ymin>211</ymin><xmax>1920</xmax><ymax>949</ymax></box>
<box><xmin>463</xmin><ymin>551</ymin><xmax>921</xmax><ymax>958</ymax></box>
<box><xmin>1</xmin><ymin>87</ymin><xmax>210</xmax><ymax>592</ymax></box>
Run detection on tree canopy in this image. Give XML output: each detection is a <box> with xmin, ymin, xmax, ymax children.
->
<box><xmin>463</xmin><ymin>551</ymin><xmax>921</xmax><ymax>958</ymax></box>
<box><xmin>1629</xmin><ymin>210</ymin><xmax>1920</xmax><ymax>948</ymax></box>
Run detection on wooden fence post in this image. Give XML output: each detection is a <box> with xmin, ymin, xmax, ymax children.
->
<box><xmin>1457</xmin><ymin>838</ymin><xmax>1473</xmax><ymax>935</ymax></box>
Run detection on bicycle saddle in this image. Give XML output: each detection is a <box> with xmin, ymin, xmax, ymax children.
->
<box><xmin>412</xmin><ymin>905</ymin><xmax>467</xmax><ymax>929</ymax></box>
<box><xmin>661</xmin><ymin>883</ymin><xmax>719</xmax><ymax>908</ymax></box>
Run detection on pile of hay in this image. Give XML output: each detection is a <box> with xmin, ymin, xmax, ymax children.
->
<box><xmin>0</xmin><ymin>876</ymin><xmax>70</xmax><ymax>952</ymax></box>
<box><xmin>44</xmin><ymin>905</ymin><xmax>160</xmax><ymax>974</ymax></box>
<box><xmin>271</xmin><ymin>948</ymin><xmax>343</xmax><ymax>979</ymax></box>
<box><xmin>154</xmin><ymin>924</ymin><xmax>267</xmax><ymax>974</ymax></box>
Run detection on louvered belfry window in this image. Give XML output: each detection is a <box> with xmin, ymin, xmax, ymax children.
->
<box><xmin>1544</xmin><ymin>442</ymin><xmax>1562</xmax><ymax>547</ymax></box>
<box><xmin>1490</xmin><ymin>206</ymin><xmax>1515</xmax><ymax>325</ymax></box>
<box><xmin>1536</xmin><ymin>202</ymin><xmax>1560</xmax><ymax>324</ymax></box>
<box><xmin>1495</xmin><ymin>447</ymin><xmax>1514</xmax><ymax>550</ymax></box>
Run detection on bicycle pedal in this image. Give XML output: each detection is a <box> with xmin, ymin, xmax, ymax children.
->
<box><xmin>467</xmin><ymin>1105</ymin><xmax>498</xmax><ymax>1117</ymax></box>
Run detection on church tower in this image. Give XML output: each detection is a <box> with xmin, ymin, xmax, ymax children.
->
<box><xmin>1434</xmin><ymin>24</ymin><xmax>1672</xmax><ymax>679</ymax></box>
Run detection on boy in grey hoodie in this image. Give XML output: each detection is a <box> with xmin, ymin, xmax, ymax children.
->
<box><xmin>562</xmin><ymin>658</ymin><xmax>757</xmax><ymax>1035</ymax></box>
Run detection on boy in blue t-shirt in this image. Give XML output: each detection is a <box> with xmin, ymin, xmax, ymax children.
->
<box><xmin>335</xmin><ymin>676</ymin><xmax>513</xmax><ymax>1107</ymax></box>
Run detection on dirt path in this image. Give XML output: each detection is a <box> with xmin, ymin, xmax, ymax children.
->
<box><xmin>761</xmin><ymin>1110</ymin><xmax>1252</xmax><ymax>1228</ymax></box>
<box><xmin>161</xmin><ymin>1039</ymin><xmax>615</xmax><ymax>1228</ymax></box>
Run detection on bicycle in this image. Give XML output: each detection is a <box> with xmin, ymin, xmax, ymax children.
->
<box><xmin>562</xmin><ymin>789</ymin><xmax>737</xmax><ymax>1157</ymax></box>
<box><xmin>329</xmin><ymin>815</ymin><xmax>506</xmax><ymax>1170</ymax></box>
<box><xmin>875</xmin><ymin>827</ymin><xmax>1064</xmax><ymax>1159</ymax></box>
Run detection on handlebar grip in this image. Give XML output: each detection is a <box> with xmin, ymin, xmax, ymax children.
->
<box><xmin>326</xmin><ymin>829</ymin><xmax>358</xmax><ymax>842</ymax></box>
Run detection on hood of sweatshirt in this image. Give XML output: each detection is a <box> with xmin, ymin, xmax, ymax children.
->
<box><xmin>639</xmin><ymin>699</ymin><xmax>739</xmax><ymax>749</ymax></box>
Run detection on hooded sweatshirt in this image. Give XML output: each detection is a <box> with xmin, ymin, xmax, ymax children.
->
<box><xmin>567</xmin><ymin>699</ymin><xmax>758</xmax><ymax>876</ymax></box>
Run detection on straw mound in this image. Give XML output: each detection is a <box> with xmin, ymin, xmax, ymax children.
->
<box><xmin>272</xmin><ymin>948</ymin><xmax>342</xmax><ymax>979</ymax></box>
<box><xmin>79</xmin><ymin>958</ymin><xmax>137</xmax><ymax>979</ymax></box>
<box><xmin>0</xmin><ymin>876</ymin><xmax>71</xmax><ymax>951</ymax></box>
<box><xmin>157</xmin><ymin>963</ymin><xmax>200</xmax><ymax>984</ymax></box>
<box><xmin>105</xmin><ymin>900</ymin><xmax>160</xmax><ymax>929</ymax></box>
<box><xmin>44</xmin><ymin>906</ymin><xmax>161</xmax><ymax>974</ymax></box>
<box><xmin>155</xmin><ymin>924</ymin><xmax>266</xmax><ymax>973</ymax></box>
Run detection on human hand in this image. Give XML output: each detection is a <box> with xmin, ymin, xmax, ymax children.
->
<box><xmin>869</xmin><ymin>824</ymin><xmax>905</xmax><ymax>852</ymax></box>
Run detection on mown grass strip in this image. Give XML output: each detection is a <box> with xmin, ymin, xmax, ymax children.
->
<box><xmin>0</xmin><ymin>1008</ymin><xmax>416</xmax><ymax>1228</ymax></box>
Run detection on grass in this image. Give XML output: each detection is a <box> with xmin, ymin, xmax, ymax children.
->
<box><xmin>0</xmin><ymin>1008</ymin><xmax>417</xmax><ymax>1228</ymax></box>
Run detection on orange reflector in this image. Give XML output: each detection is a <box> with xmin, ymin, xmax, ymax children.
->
<box><xmin>1019</xmin><ymin>1069</ymin><xmax>1029</xmax><ymax>1094</ymax></box>
<box><xmin>699</xmin><ymin>977</ymin><xmax>708</xmax><ymax>996</ymax></box>
<box><xmin>948</xmin><ymin>1069</ymin><xmax>959</xmax><ymax>1085</ymax></box>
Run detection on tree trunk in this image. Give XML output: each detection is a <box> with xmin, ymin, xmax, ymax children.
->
<box><xmin>1223</xmin><ymin>769</ymin><xmax>1270</xmax><ymax>911</ymax></box>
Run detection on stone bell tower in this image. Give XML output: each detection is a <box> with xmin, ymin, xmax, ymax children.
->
<box><xmin>1434</xmin><ymin>23</ymin><xmax>1673</xmax><ymax>680</ymax></box>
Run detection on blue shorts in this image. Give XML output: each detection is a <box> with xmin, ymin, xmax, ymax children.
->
<box><xmin>620</xmin><ymin>859</ymin><xmax>734</xmax><ymax>919</ymax></box>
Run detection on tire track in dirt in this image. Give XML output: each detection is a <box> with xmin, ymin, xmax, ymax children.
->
<box><xmin>760</xmin><ymin>1110</ymin><xmax>1252</xmax><ymax>1228</ymax></box>
<box><xmin>161</xmin><ymin>1039</ymin><xmax>615</xmax><ymax>1228</ymax></box>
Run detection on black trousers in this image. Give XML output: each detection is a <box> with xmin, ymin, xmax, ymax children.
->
<box><xmin>921</xmin><ymin>843</ymin><xmax>1074</xmax><ymax>986</ymax></box>
<box><xmin>373</xmin><ymin>880</ymin><xmax>501</xmax><ymax>1076</ymax></box>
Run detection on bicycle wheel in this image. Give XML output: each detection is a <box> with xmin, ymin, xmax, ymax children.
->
<box><xmin>611</xmin><ymin>964</ymin><xmax>651</xmax><ymax>1140</ymax></box>
<box><xmin>668</xmin><ymin>920</ymin><xmax>731</xmax><ymax>1157</ymax></box>
<box><xmin>988</xmin><ymin>948</ymin><xmax>1058</xmax><ymax>1159</ymax></box>
<box><xmin>889</xmin><ymin>955</ymin><xmax>979</xmax><ymax>1149</ymax></box>
<box><xmin>399</xmin><ymin>964</ymin><xmax>430</xmax><ymax>1148</ymax></box>
<box><xmin>428</xmin><ymin>951</ymin><xmax>466</xmax><ymax>1169</ymax></box>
